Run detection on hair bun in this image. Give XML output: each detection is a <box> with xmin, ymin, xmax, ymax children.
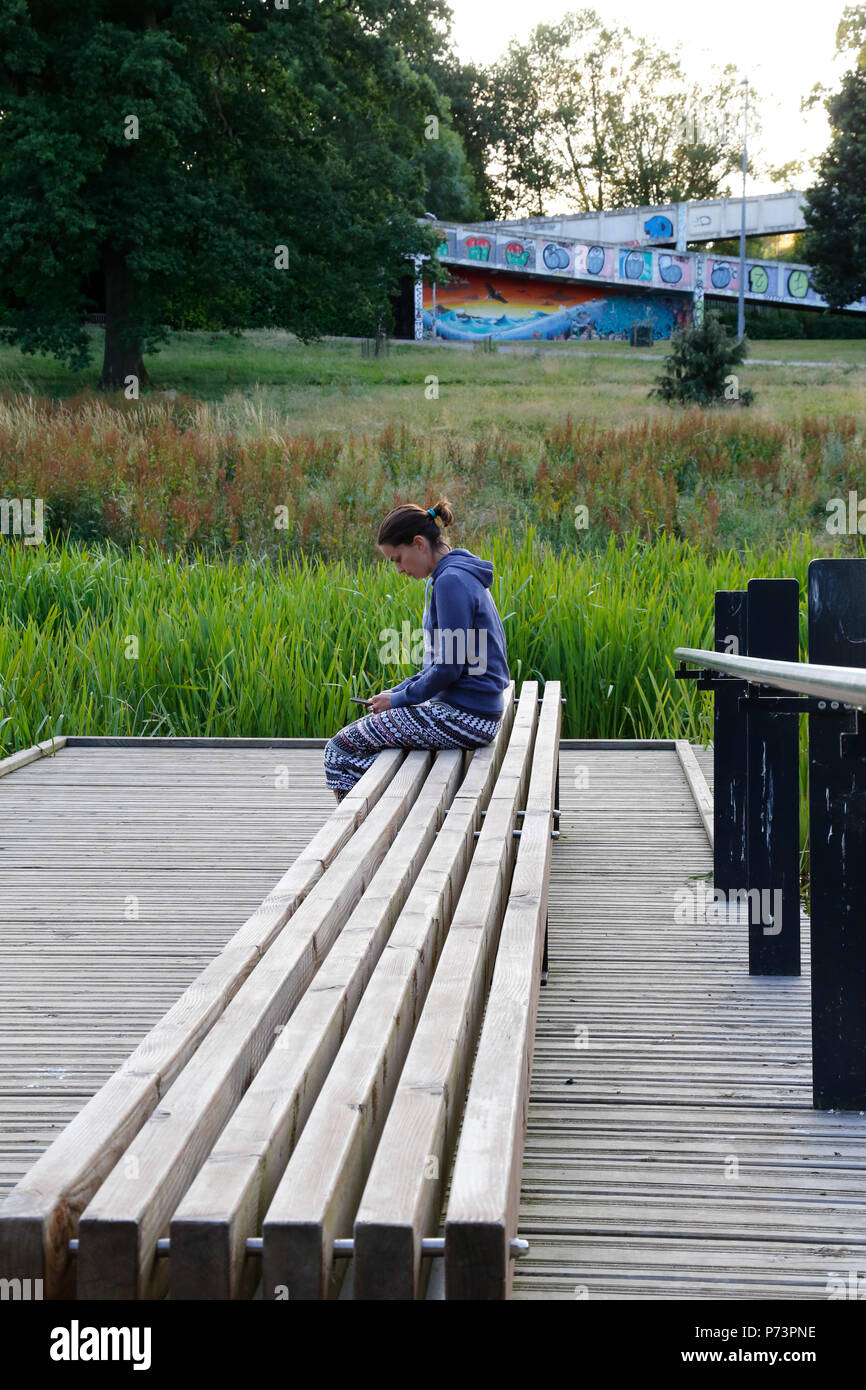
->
<box><xmin>428</xmin><ymin>498</ymin><xmax>454</xmax><ymax>527</ymax></box>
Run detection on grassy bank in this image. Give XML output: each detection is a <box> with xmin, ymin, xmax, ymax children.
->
<box><xmin>1</xmin><ymin>329</ymin><xmax>865</xmax><ymax>433</ymax></box>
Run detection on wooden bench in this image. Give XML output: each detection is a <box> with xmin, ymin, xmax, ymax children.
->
<box><xmin>0</xmin><ymin>678</ymin><xmax>561</xmax><ymax>1300</ymax></box>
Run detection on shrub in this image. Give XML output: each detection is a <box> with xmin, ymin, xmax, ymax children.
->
<box><xmin>650</xmin><ymin>312</ymin><xmax>756</xmax><ymax>407</ymax></box>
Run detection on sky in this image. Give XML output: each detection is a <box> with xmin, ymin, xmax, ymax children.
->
<box><xmin>446</xmin><ymin>0</ymin><xmax>856</xmax><ymax>205</ymax></box>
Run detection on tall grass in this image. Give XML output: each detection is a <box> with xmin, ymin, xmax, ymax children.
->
<box><xmin>1</xmin><ymin>394</ymin><xmax>864</xmax><ymax>560</ymax></box>
<box><xmin>0</xmin><ymin>527</ymin><xmax>837</xmax><ymax>757</ymax></box>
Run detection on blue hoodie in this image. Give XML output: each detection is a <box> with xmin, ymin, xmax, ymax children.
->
<box><xmin>388</xmin><ymin>548</ymin><xmax>511</xmax><ymax>717</ymax></box>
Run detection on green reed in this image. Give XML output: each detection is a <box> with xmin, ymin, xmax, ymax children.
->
<box><xmin>0</xmin><ymin>527</ymin><xmax>836</xmax><ymax>756</ymax></box>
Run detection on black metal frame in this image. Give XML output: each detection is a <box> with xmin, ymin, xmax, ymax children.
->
<box><xmin>676</xmin><ymin>559</ymin><xmax>866</xmax><ymax>1110</ymax></box>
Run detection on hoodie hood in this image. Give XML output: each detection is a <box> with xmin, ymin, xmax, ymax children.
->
<box><xmin>430</xmin><ymin>548</ymin><xmax>494</xmax><ymax>589</ymax></box>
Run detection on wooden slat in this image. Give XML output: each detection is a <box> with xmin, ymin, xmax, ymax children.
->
<box><xmin>75</xmin><ymin>748</ymin><xmax>424</xmax><ymax>1299</ymax></box>
<box><xmin>0</xmin><ymin>747</ymin><xmax>403</xmax><ymax>1299</ymax></box>
<box><xmin>0</xmin><ymin>735</ymin><xmax>66</xmax><ymax>779</ymax></box>
<box><xmin>675</xmin><ymin>739</ymin><xmax>714</xmax><ymax>846</ymax></box>
<box><xmin>169</xmin><ymin>746</ymin><xmax>467</xmax><ymax>1300</ymax></box>
<box><xmin>260</xmin><ymin>684</ymin><xmax>517</xmax><ymax>1300</ymax></box>
<box><xmin>444</xmin><ymin>682</ymin><xmax>561</xmax><ymax>1298</ymax></box>
<box><xmin>350</xmin><ymin>683</ymin><xmax>539</xmax><ymax>1300</ymax></box>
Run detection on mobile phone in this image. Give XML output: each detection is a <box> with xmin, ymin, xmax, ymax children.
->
<box><xmin>349</xmin><ymin>696</ymin><xmax>371</xmax><ymax>705</ymax></box>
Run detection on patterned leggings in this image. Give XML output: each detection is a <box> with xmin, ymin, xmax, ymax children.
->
<box><xmin>324</xmin><ymin>700</ymin><xmax>503</xmax><ymax>799</ymax></box>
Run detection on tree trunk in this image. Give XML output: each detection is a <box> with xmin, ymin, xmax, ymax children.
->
<box><xmin>100</xmin><ymin>249</ymin><xmax>149</xmax><ymax>391</ymax></box>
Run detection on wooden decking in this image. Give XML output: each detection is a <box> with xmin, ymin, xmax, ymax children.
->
<box><xmin>513</xmin><ymin>744</ymin><xmax>866</xmax><ymax>1300</ymax></box>
<box><xmin>2</xmin><ymin>737</ymin><xmax>866</xmax><ymax>1298</ymax></box>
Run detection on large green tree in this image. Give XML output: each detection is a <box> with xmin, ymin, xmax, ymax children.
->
<box><xmin>0</xmin><ymin>0</ymin><xmax>451</xmax><ymax>387</ymax></box>
<box><xmin>801</xmin><ymin>8</ymin><xmax>866</xmax><ymax>310</ymax></box>
<box><xmin>482</xmin><ymin>10</ymin><xmax>755</xmax><ymax>217</ymax></box>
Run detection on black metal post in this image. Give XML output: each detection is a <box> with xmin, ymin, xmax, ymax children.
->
<box><xmin>713</xmin><ymin>590</ymin><xmax>748</xmax><ymax>893</ymax></box>
<box><xmin>744</xmin><ymin>579</ymin><xmax>801</xmax><ymax>975</ymax></box>
<box><xmin>807</xmin><ymin>558</ymin><xmax>866</xmax><ymax>1108</ymax></box>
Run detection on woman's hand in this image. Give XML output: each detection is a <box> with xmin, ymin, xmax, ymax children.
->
<box><xmin>366</xmin><ymin>691</ymin><xmax>392</xmax><ymax>714</ymax></box>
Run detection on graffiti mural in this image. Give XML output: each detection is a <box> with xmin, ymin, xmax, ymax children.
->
<box><xmin>434</xmin><ymin>229</ymin><xmax>456</xmax><ymax>259</ymax></box>
<box><xmin>644</xmin><ymin>214</ymin><xmax>674</xmax><ymax>239</ymax></box>
<box><xmin>706</xmin><ymin>257</ymin><xmax>821</xmax><ymax>307</ymax></box>
<box><xmin>422</xmin><ymin>268</ymin><xmax>691</xmax><ymax>342</ymax></box>
<box><xmin>542</xmin><ymin>243</ymin><xmax>572</xmax><ymax>271</ymax></box>
<box><xmin>657</xmin><ymin>253</ymin><xmax>689</xmax><ymax>286</ymax></box>
<box><xmin>460</xmin><ymin>234</ymin><xmax>493</xmax><ymax>262</ymax></box>
<box><xmin>786</xmin><ymin>267</ymin><xmax>813</xmax><ymax>300</ymax></box>
<box><xmin>497</xmin><ymin>239</ymin><xmax>536</xmax><ymax>270</ymax></box>
<box><xmin>620</xmin><ymin>250</ymin><xmax>653</xmax><ymax>282</ymax></box>
<box><xmin>426</xmin><ymin>218</ymin><xmax>866</xmax><ymax>327</ymax></box>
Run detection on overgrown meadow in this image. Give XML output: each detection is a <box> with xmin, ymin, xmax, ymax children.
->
<box><xmin>3</xmin><ymin>358</ymin><xmax>864</xmax><ymax>891</ymax></box>
<box><xmin>1</xmin><ymin>393</ymin><xmax>865</xmax><ymax>560</ymax></box>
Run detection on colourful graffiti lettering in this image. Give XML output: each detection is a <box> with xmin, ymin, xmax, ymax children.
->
<box><xmin>586</xmin><ymin>245</ymin><xmax>606</xmax><ymax>275</ymax></box>
<box><xmin>658</xmin><ymin>254</ymin><xmax>683</xmax><ymax>285</ymax></box>
<box><xmin>710</xmin><ymin>263</ymin><xmax>732</xmax><ymax>289</ymax></box>
<box><xmin>543</xmin><ymin>243</ymin><xmax>571</xmax><ymax>271</ymax></box>
<box><xmin>465</xmin><ymin>236</ymin><xmax>491</xmax><ymax>262</ymax></box>
<box><xmin>436</xmin><ymin>236</ymin><xmax>449</xmax><ymax>257</ymax></box>
<box><xmin>644</xmin><ymin>215</ymin><xmax>674</xmax><ymax>239</ymax></box>
<box><xmin>505</xmin><ymin>241</ymin><xmax>531</xmax><ymax>267</ymax></box>
<box><xmin>622</xmin><ymin>250</ymin><xmax>652</xmax><ymax>281</ymax></box>
<box><xmin>787</xmin><ymin>269</ymin><xmax>810</xmax><ymax>299</ymax></box>
<box><xmin>749</xmin><ymin>265</ymin><xmax>769</xmax><ymax>294</ymax></box>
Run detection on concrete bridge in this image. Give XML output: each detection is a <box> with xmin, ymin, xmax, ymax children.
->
<box><xmin>409</xmin><ymin>192</ymin><xmax>866</xmax><ymax>342</ymax></box>
<box><xmin>478</xmin><ymin>189</ymin><xmax>809</xmax><ymax>251</ymax></box>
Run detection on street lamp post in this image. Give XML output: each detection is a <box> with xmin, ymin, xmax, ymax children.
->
<box><xmin>404</xmin><ymin>252</ymin><xmax>430</xmax><ymax>342</ymax></box>
<box><xmin>737</xmin><ymin>76</ymin><xmax>749</xmax><ymax>343</ymax></box>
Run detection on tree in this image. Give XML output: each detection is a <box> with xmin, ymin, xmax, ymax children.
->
<box><xmin>413</xmin><ymin>124</ymin><xmax>481</xmax><ymax>223</ymax></box>
<box><xmin>0</xmin><ymin>0</ymin><xmax>449</xmax><ymax>388</ymax></box>
<box><xmin>423</xmin><ymin>56</ymin><xmax>505</xmax><ymax>221</ymax></box>
<box><xmin>836</xmin><ymin>3</ymin><xmax>866</xmax><ymax>65</ymax></box>
<box><xmin>650</xmin><ymin>313</ymin><xmax>755</xmax><ymax>407</ymax></box>
<box><xmin>483</xmin><ymin>10</ymin><xmax>755</xmax><ymax>217</ymax></box>
<box><xmin>800</xmin><ymin>12</ymin><xmax>866</xmax><ymax>310</ymax></box>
